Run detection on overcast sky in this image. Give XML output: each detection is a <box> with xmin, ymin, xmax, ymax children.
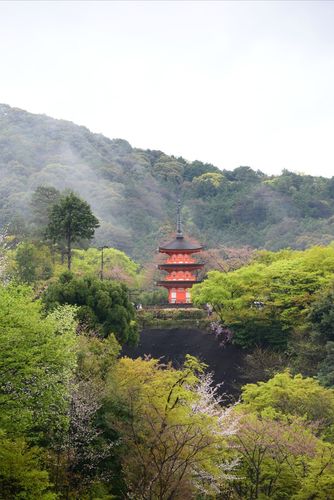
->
<box><xmin>1</xmin><ymin>1</ymin><xmax>334</xmax><ymax>177</ymax></box>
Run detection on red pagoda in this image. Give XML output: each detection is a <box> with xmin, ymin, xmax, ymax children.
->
<box><xmin>157</xmin><ymin>200</ymin><xmax>204</xmax><ymax>304</ymax></box>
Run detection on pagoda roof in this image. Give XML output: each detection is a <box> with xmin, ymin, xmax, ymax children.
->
<box><xmin>158</xmin><ymin>262</ymin><xmax>204</xmax><ymax>270</ymax></box>
<box><xmin>157</xmin><ymin>279</ymin><xmax>202</xmax><ymax>287</ymax></box>
<box><xmin>159</xmin><ymin>235</ymin><xmax>203</xmax><ymax>252</ymax></box>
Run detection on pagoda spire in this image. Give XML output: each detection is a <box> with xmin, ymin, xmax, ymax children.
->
<box><xmin>176</xmin><ymin>198</ymin><xmax>183</xmax><ymax>239</ymax></box>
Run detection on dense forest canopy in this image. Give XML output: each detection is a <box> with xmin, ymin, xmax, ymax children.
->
<box><xmin>192</xmin><ymin>244</ymin><xmax>334</xmax><ymax>387</ymax></box>
<box><xmin>2</xmin><ymin>103</ymin><xmax>334</xmax><ymax>260</ymax></box>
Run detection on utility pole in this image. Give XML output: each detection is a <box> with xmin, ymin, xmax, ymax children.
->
<box><xmin>99</xmin><ymin>246</ymin><xmax>108</xmax><ymax>280</ymax></box>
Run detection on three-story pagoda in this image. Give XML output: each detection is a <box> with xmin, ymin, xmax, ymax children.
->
<box><xmin>157</xmin><ymin>201</ymin><xmax>204</xmax><ymax>304</ymax></box>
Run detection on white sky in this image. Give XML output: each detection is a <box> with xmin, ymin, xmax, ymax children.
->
<box><xmin>1</xmin><ymin>0</ymin><xmax>334</xmax><ymax>177</ymax></box>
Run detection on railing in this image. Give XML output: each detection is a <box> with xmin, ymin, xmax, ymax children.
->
<box><xmin>141</xmin><ymin>303</ymin><xmax>200</xmax><ymax>309</ymax></box>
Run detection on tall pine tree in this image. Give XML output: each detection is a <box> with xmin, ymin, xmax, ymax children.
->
<box><xmin>47</xmin><ymin>192</ymin><xmax>99</xmax><ymax>270</ymax></box>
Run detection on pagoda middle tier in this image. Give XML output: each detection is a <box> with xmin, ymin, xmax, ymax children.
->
<box><xmin>157</xmin><ymin>247</ymin><xmax>204</xmax><ymax>304</ymax></box>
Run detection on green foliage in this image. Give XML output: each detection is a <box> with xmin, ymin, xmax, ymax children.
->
<box><xmin>76</xmin><ymin>333</ymin><xmax>121</xmax><ymax>382</ymax></box>
<box><xmin>294</xmin><ymin>283</ymin><xmax>334</xmax><ymax>383</ymax></box>
<box><xmin>241</xmin><ymin>371</ymin><xmax>334</xmax><ymax>434</ymax></box>
<box><xmin>152</xmin><ymin>155</ymin><xmax>184</xmax><ymax>185</ymax></box>
<box><xmin>42</xmin><ymin>273</ymin><xmax>138</xmax><ymax>345</ymax></box>
<box><xmin>292</xmin><ymin>444</ymin><xmax>334</xmax><ymax>499</ymax></box>
<box><xmin>136</xmin><ymin>287</ymin><xmax>168</xmax><ymax>305</ymax></box>
<box><xmin>193</xmin><ymin>245</ymin><xmax>334</xmax><ymax>349</ymax></box>
<box><xmin>192</xmin><ymin>172</ymin><xmax>224</xmax><ymax>197</ymax></box>
<box><xmin>183</xmin><ymin>159</ymin><xmax>221</xmax><ymax>181</ymax></box>
<box><xmin>242</xmin><ymin>347</ymin><xmax>289</xmax><ymax>383</ymax></box>
<box><xmin>8</xmin><ymin>241</ymin><xmax>140</xmax><ymax>289</ymax></box>
<box><xmin>232</xmin><ymin>371</ymin><xmax>334</xmax><ymax>499</ymax></box>
<box><xmin>104</xmin><ymin>356</ymin><xmax>235</xmax><ymax>497</ymax></box>
<box><xmin>3</xmin><ymin>277</ymin><xmax>334</xmax><ymax>498</ymax></box>
<box><xmin>0</xmin><ymin>431</ymin><xmax>56</xmax><ymax>500</ymax></box>
<box><xmin>309</xmin><ymin>285</ymin><xmax>334</xmax><ymax>341</ymax></box>
<box><xmin>0</xmin><ymin>285</ymin><xmax>77</xmax><ymax>439</ymax></box>
<box><xmin>4</xmin><ymin>103</ymin><xmax>334</xmax><ymax>497</ymax></box>
<box><xmin>48</xmin><ymin>333</ymin><xmax>121</xmax><ymax>499</ymax></box>
<box><xmin>232</xmin><ymin>412</ymin><xmax>331</xmax><ymax>500</ymax></box>
<box><xmin>2</xmin><ymin>104</ymin><xmax>334</xmax><ymax>261</ymax></box>
<box><xmin>289</xmin><ymin>334</ymin><xmax>326</xmax><ymax>378</ymax></box>
<box><xmin>57</xmin><ymin>247</ymin><xmax>139</xmax><ymax>285</ymax></box>
<box><xmin>47</xmin><ymin>191</ymin><xmax>99</xmax><ymax>270</ymax></box>
<box><xmin>14</xmin><ymin>242</ymin><xmax>53</xmax><ymax>283</ymax></box>
<box><xmin>30</xmin><ymin>185</ymin><xmax>61</xmax><ymax>236</ymax></box>
<box><xmin>318</xmin><ymin>342</ymin><xmax>334</xmax><ymax>387</ymax></box>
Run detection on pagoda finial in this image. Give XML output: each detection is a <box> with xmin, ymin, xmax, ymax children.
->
<box><xmin>176</xmin><ymin>198</ymin><xmax>183</xmax><ymax>239</ymax></box>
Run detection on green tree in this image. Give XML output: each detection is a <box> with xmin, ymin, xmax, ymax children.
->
<box><xmin>0</xmin><ymin>431</ymin><xmax>56</xmax><ymax>500</ymax></box>
<box><xmin>15</xmin><ymin>242</ymin><xmax>53</xmax><ymax>283</ymax></box>
<box><xmin>318</xmin><ymin>342</ymin><xmax>334</xmax><ymax>387</ymax></box>
<box><xmin>231</xmin><ymin>412</ymin><xmax>333</xmax><ymax>500</ymax></box>
<box><xmin>104</xmin><ymin>356</ymin><xmax>237</xmax><ymax>498</ymax></box>
<box><xmin>46</xmin><ymin>192</ymin><xmax>99</xmax><ymax>270</ymax></box>
<box><xmin>192</xmin><ymin>172</ymin><xmax>224</xmax><ymax>197</ymax></box>
<box><xmin>240</xmin><ymin>371</ymin><xmax>334</xmax><ymax>436</ymax></box>
<box><xmin>309</xmin><ymin>285</ymin><xmax>334</xmax><ymax>341</ymax></box>
<box><xmin>230</xmin><ymin>371</ymin><xmax>334</xmax><ymax>499</ymax></box>
<box><xmin>152</xmin><ymin>155</ymin><xmax>184</xmax><ymax>186</ymax></box>
<box><xmin>289</xmin><ymin>283</ymin><xmax>334</xmax><ymax>381</ymax></box>
<box><xmin>55</xmin><ymin>247</ymin><xmax>139</xmax><ymax>286</ymax></box>
<box><xmin>50</xmin><ymin>334</ymin><xmax>121</xmax><ymax>498</ymax></box>
<box><xmin>192</xmin><ymin>246</ymin><xmax>334</xmax><ymax>349</ymax></box>
<box><xmin>30</xmin><ymin>185</ymin><xmax>61</xmax><ymax>235</ymax></box>
<box><xmin>292</xmin><ymin>443</ymin><xmax>334</xmax><ymax>499</ymax></box>
<box><xmin>42</xmin><ymin>272</ymin><xmax>138</xmax><ymax>345</ymax></box>
<box><xmin>0</xmin><ymin>285</ymin><xmax>77</xmax><ymax>439</ymax></box>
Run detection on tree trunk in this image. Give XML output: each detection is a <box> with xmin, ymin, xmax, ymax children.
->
<box><xmin>50</xmin><ymin>244</ymin><xmax>56</xmax><ymax>266</ymax></box>
<box><xmin>67</xmin><ymin>233</ymin><xmax>72</xmax><ymax>271</ymax></box>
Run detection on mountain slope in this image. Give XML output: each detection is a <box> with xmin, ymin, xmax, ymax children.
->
<box><xmin>1</xmin><ymin>103</ymin><xmax>334</xmax><ymax>260</ymax></box>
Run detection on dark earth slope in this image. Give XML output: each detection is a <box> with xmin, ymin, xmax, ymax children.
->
<box><xmin>122</xmin><ymin>328</ymin><xmax>245</xmax><ymax>398</ymax></box>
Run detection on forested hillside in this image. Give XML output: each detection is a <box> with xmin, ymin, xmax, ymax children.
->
<box><xmin>1</xmin><ymin>103</ymin><xmax>334</xmax><ymax>260</ymax></box>
<box><xmin>2</xmin><ymin>103</ymin><xmax>334</xmax><ymax>497</ymax></box>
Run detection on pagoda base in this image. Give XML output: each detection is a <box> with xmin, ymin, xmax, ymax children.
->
<box><xmin>169</xmin><ymin>287</ymin><xmax>191</xmax><ymax>304</ymax></box>
<box><xmin>152</xmin><ymin>303</ymin><xmax>195</xmax><ymax>309</ymax></box>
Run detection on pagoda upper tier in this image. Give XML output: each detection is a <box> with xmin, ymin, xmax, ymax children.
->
<box><xmin>157</xmin><ymin>200</ymin><xmax>204</xmax><ymax>304</ymax></box>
